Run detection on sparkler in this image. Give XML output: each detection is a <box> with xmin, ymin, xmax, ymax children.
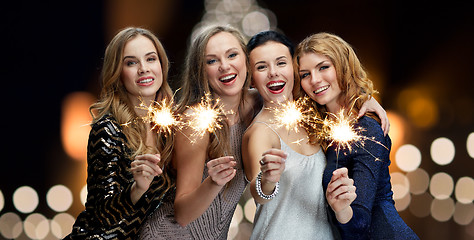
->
<box><xmin>320</xmin><ymin>109</ymin><xmax>388</xmax><ymax>168</ymax></box>
<box><xmin>137</xmin><ymin>97</ymin><xmax>181</xmax><ymax>135</ymax></box>
<box><xmin>269</xmin><ymin>97</ymin><xmax>387</xmax><ymax>168</ymax></box>
<box><xmin>184</xmin><ymin>93</ymin><xmax>230</xmax><ymax>141</ymax></box>
<box><xmin>269</xmin><ymin>97</ymin><xmax>315</xmax><ymax>132</ymax></box>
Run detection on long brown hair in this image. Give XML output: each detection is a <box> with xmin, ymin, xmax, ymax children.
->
<box><xmin>90</xmin><ymin>27</ymin><xmax>175</xmax><ymax>190</ymax></box>
<box><xmin>176</xmin><ymin>25</ymin><xmax>251</xmax><ymax>159</ymax></box>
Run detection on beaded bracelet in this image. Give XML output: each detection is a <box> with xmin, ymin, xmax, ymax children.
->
<box><xmin>255</xmin><ymin>171</ymin><xmax>279</xmax><ymax>200</ymax></box>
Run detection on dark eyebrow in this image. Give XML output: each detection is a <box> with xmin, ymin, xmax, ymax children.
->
<box><xmin>254</xmin><ymin>55</ymin><xmax>287</xmax><ymax>66</ymax></box>
<box><xmin>123</xmin><ymin>51</ymin><xmax>157</xmax><ymax>61</ymax></box>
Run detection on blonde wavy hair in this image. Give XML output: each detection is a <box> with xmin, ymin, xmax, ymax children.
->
<box><xmin>176</xmin><ymin>25</ymin><xmax>252</xmax><ymax>159</ymax></box>
<box><xmin>90</xmin><ymin>27</ymin><xmax>175</xmax><ymax>190</ymax></box>
<box><xmin>294</xmin><ymin>32</ymin><xmax>379</xmax><ymax>145</ymax></box>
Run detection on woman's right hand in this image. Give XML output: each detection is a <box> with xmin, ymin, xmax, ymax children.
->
<box><xmin>206</xmin><ymin>156</ymin><xmax>237</xmax><ymax>186</ymax></box>
<box><xmin>326</xmin><ymin>167</ymin><xmax>356</xmax><ymax>223</ymax></box>
<box><xmin>259</xmin><ymin>149</ymin><xmax>287</xmax><ymax>185</ymax></box>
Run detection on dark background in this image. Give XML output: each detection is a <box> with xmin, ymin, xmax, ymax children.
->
<box><xmin>2</xmin><ymin>0</ymin><xmax>473</xmax><ymax>239</ymax></box>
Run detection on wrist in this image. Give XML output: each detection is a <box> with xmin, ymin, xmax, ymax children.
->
<box><xmin>335</xmin><ymin>206</ymin><xmax>353</xmax><ymax>224</ymax></box>
<box><xmin>255</xmin><ymin>171</ymin><xmax>279</xmax><ymax>200</ymax></box>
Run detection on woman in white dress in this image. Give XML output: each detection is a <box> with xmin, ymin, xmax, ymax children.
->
<box><xmin>242</xmin><ymin>31</ymin><xmax>359</xmax><ymax>240</ymax></box>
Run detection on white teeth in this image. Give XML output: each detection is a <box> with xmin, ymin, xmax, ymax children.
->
<box><xmin>220</xmin><ymin>74</ymin><xmax>236</xmax><ymax>81</ymax></box>
<box><xmin>314</xmin><ymin>86</ymin><xmax>329</xmax><ymax>94</ymax></box>
<box><xmin>139</xmin><ymin>78</ymin><xmax>153</xmax><ymax>83</ymax></box>
<box><xmin>267</xmin><ymin>82</ymin><xmax>285</xmax><ymax>88</ymax></box>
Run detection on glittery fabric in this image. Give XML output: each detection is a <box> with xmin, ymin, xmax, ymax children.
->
<box><xmin>138</xmin><ymin>123</ymin><xmax>248</xmax><ymax>240</ymax></box>
<box><xmin>250</xmin><ymin>122</ymin><xmax>335</xmax><ymax>240</ymax></box>
<box><xmin>322</xmin><ymin>116</ymin><xmax>419</xmax><ymax>240</ymax></box>
<box><xmin>64</xmin><ymin>114</ymin><xmax>168</xmax><ymax>240</ymax></box>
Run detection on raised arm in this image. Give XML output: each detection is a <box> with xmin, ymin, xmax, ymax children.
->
<box><xmin>242</xmin><ymin>124</ymin><xmax>286</xmax><ymax>205</ymax></box>
<box><xmin>358</xmin><ymin>97</ymin><xmax>390</xmax><ymax>135</ymax></box>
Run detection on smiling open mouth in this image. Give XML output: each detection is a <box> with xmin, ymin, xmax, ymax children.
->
<box><xmin>219</xmin><ymin>74</ymin><xmax>237</xmax><ymax>83</ymax></box>
<box><xmin>314</xmin><ymin>85</ymin><xmax>329</xmax><ymax>94</ymax></box>
<box><xmin>266</xmin><ymin>81</ymin><xmax>286</xmax><ymax>94</ymax></box>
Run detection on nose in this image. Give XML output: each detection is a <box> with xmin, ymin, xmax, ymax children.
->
<box><xmin>268</xmin><ymin>65</ymin><xmax>278</xmax><ymax>78</ymax></box>
<box><xmin>138</xmin><ymin>62</ymin><xmax>150</xmax><ymax>74</ymax></box>
<box><xmin>310</xmin><ymin>71</ymin><xmax>320</xmax><ymax>84</ymax></box>
<box><xmin>218</xmin><ymin>59</ymin><xmax>230</xmax><ymax>72</ymax></box>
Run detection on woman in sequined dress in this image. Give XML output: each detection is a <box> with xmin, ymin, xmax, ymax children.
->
<box><xmin>294</xmin><ymin>32</ymin><xmax>419</xmax><ymax>240</ymax></box>
<box><xmin>65</xmin><ymin>27</ymin><xmax>174</xmax><ymax>240</ymax></box>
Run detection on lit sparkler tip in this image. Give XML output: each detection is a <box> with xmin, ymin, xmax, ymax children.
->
<box><xmin>185</xmin><ymin>93</ymin><xmax>226</xmax><ymax>138</ymax></box>
<box><xmin>269</xmin><ymin>97</ymin><xmax>314</xmax><ymax>132</ymax></box>
<box><xmin>137</xmin><ymin>97</ymin><xmax>180</xmax><ymax>134</ymax></box>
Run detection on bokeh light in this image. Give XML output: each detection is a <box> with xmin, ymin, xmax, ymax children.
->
<box><xmin>455</xmin><ymin>176</ymin><xmax>474</xmax><ymax>204</ymax></box>
<box><xmin>395</xmin><ymin>144</ymin><xmax>422</xmax><ymax>172</ymax></box>
<box><xmin>453</xmin><ymin>202</ymin><xmax>474</xmax><ymax>226</ymax></box>
<box><xmin>244</xmin><ymin>198</ymin><xmax>256</xmax><ymax>223</ymax></box>
<box><xmin>409</xmin><ymin>192</ymin><xmax>432</xmax><ymax>218</ymax></box>
<box><xmin>391</xmin><ymin>172</ymin><xmax>410</xmax><ymax>200</ymax></box>
<box><xmin>0</xmin><ymin>212</ymin><xmax>23</xmax><ymax>239</ymax></box>
<box><xmin>431</xmin><ymin>198</ymin><xmax>455</xmax><ymax>222</ymax></box>
<box><xmin>51</xmin><ymin>213</ymin><xmax>75</xmax><ymax>239</ymax></box>
<box><xmin>80</xmin><ymin>185</ymin><xmax>88</xmax><ymax>206</ymax></box>
<box><xmin>468</xmin><ymin>132</ymin><xmax>474</xmax><ymax>159</ymax></box>
<box><xmin>228</xmin><ymin>204</ymin><xmax>243</xmax><ymax>240</ymax></box>
<box><xmin>61</xmin><ymin>91</ymin><xmax>95</xmax><ymax>161</ymax></box>
<box><xmin>242</xmin><ymin>11</ymin><xmax>270</xmax><ymax>36</ymax></box>
<box><xmin>386</xmin><ymin>111</ymin><xmax>406</xmax><ymax>150</ymax></box>
<box><xmin>406</xmin><ymin>168</ymin><xmax>430</xmax><ymax>195</ymax></box>
<box><xmin>47</xmin><ymin>185</ymin><xmax>73</xmax><ymax>212</ymax></box>
<box><xmin>24</xmin><ymin>213</ymin><xmax>49</xmax><ymax>240</ymax></box>
<box><xmin>0</xmin><ymin>190</ymin><xmax>4</xmax><ymax>212</ymax></box>
<box><xmin>430</xmin><ymin>137</ymin><xmax>455</xmax><ymax>165</ymax></box>
<box><xmin>429</xmin><ymin>172</ymin><xmax>454</xmax><ymax>200</ymax></box>
<box><xmin>394</xmin><ymin>191</ymin><xmax>411</xmax><ymax>212</ymax></box>
<box><xmin>192</xmin><ymin>0</ymin><xmax>276</xmax><ymax>40</ymax></box>
<box><xmin>13</xmin><ymin>186</ymin><xmax>39</xmax><ymax>213</ymax></box>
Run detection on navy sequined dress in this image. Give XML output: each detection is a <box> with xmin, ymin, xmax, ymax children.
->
<box><xmin>322</xmin><ymin>116</ymin><xmax>418</xmax><ymax>240</ymax></box>
<box><xmin>64</xmin><ymin>114</ymin><xmax>168</xmax><ymax>240</ymax></box>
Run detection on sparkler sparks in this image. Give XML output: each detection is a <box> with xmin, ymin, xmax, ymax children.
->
<box><xmin>269</xmin><ymin>97</ymin><xmax>315</xmax><ymax>133</ymax></box>
<box><xmin>320</xmin><ymin>109</ymin><xmax>388</xmax><ymax>168</ymax></box>
<box><xmin>138</xmin><ymin>97</ymin><xmax>181</xmax><ymax>135</ymax></box>
<box><xmin>184</xmin><ymin>93</ymin><xmax>230</xmax><ymax>140</ymax></box>
<box><xmin>269</xmin><ymin>97</ymin><xmax>387</xmax><ymax>168</ymax></box>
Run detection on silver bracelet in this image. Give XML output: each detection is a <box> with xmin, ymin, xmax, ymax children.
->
<box><xmin>255</xmin><ymin>171</ymin><xmax>279</xmax><ymax>200</ymax></box>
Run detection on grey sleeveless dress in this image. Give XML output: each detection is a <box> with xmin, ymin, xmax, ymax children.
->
<box><xmin>139</xmin><ymin>123</ymin><xmax>248</xmax><ymax>240</ymax></box>
<box><xmin>250</xmin><ymin>122</ymin><xmax>335</xmax><ymax>240</ymax></box>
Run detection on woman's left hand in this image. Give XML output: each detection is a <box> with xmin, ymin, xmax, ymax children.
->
<box><xmin>358</xmin><ymin>97</ymin><xmax>390</xmax><ymax>135</ymax></box>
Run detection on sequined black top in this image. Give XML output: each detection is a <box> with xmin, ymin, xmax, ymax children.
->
<box><xmin>65</xmin><ymin>114</ymin><xmax>168</xmax><ymax>240</ymax></box>
<box><xmin>322</xmin><ymin>116</ymin><xmax>418</xmax><ymax>240</ymax></box>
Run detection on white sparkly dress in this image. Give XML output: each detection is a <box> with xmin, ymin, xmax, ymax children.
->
<box><xmin>250</xmin><ymin>122</ymin><xmax>335</xmax><ymax>240</ymax></box>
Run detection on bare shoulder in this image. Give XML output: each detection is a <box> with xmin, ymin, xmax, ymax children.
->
<box><xmin>243</xmin><ymin>120</ymin><xmax>279</xmax><ymax>146</ymax></box>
